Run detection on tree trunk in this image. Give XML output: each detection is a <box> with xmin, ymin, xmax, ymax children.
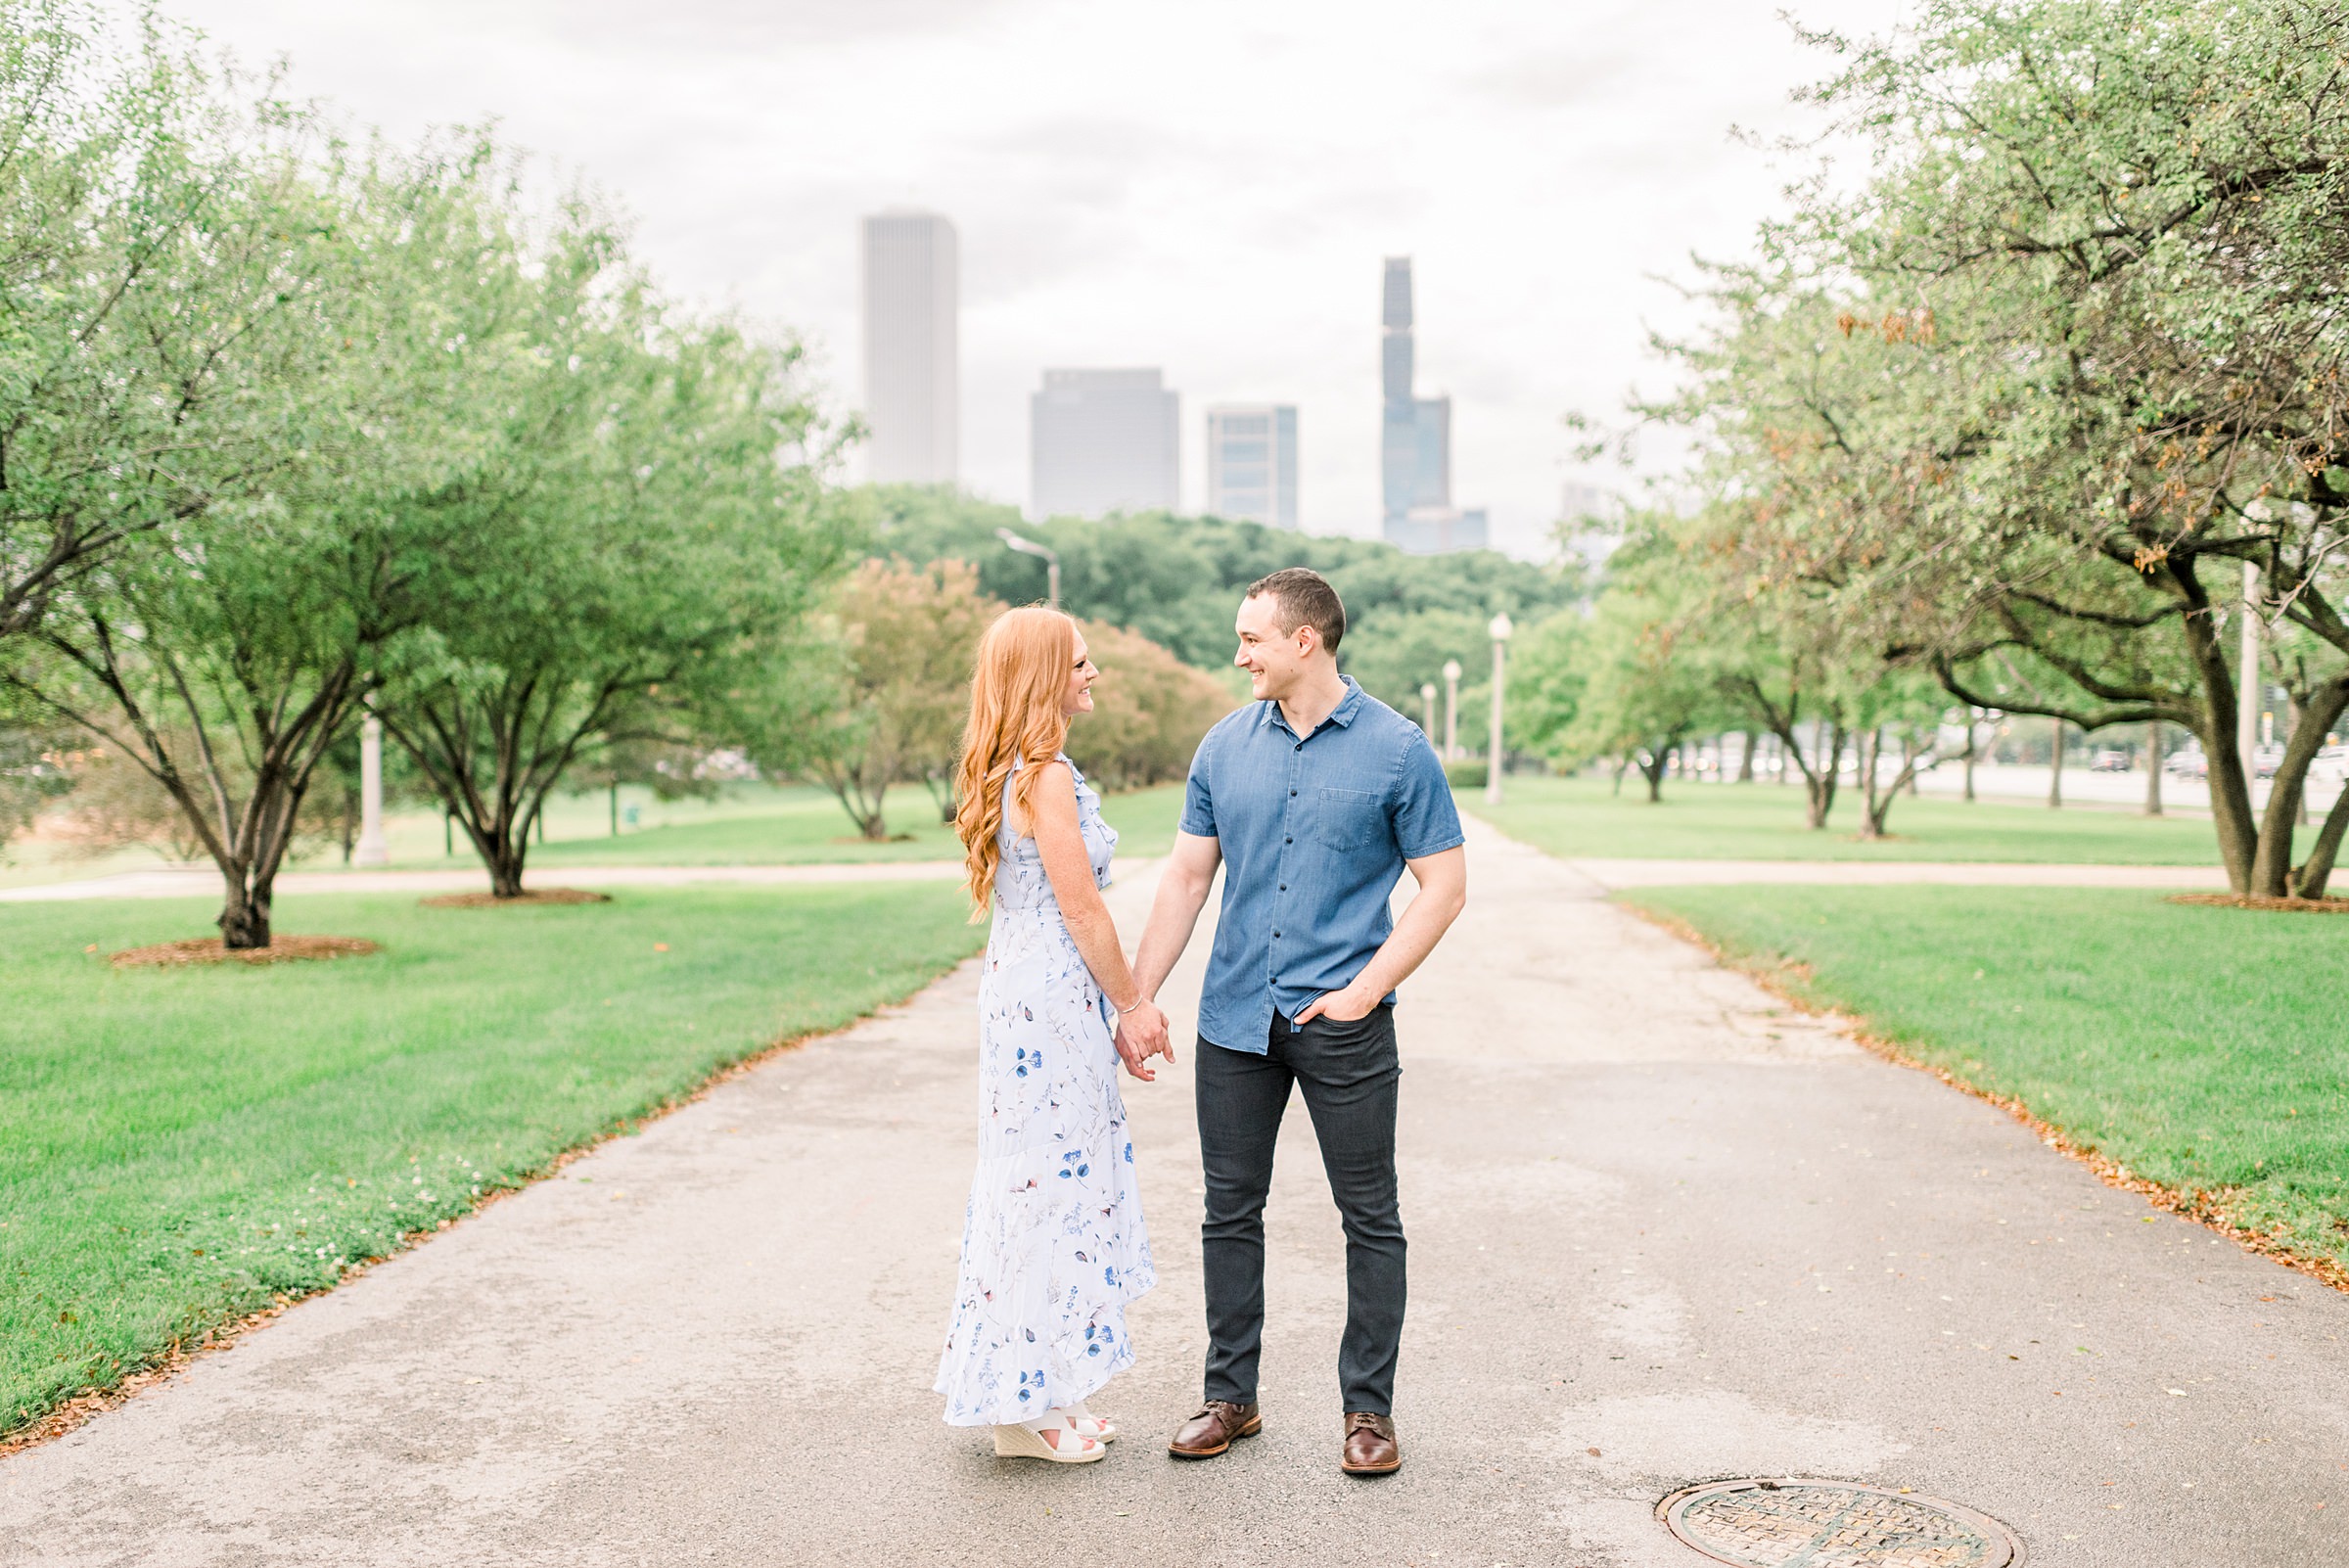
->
<box><xmin>1856</xmin><ymin>728</ymin><xmax>1885</xmax><ymax>840</ymax></box>
<box><xmin>1737</xmin><ymin>730</ymin><xmax>1757</xmax><ymax>783</ymax></box>
<box><xmin>2178</xmin><ymin>591</ymin><xmax>2260</xmax><ymax>894</ymax></box>
<box><xmin>2249</xmin><ymin>680</ymin><xmax>2349</xmax><ymax>897</ymax></box>
<box><xmin>1611</xmin><ymin>757</ymin><xmax>1629</xmax><ymax>796</ymax></box>
<box><xmin>1803</xmin><ymin>723</ymin><xmax>1844</xmax><ymax>829</ymax></box>
<box><xmin>1961</xmin><ymin>713</ymin><xmax>1978</xmax><ymax>802</ymax></box>
<box><xmin>486</xmin><ymin>841</ymin><xmax>528</xmax><ymax>899</ymax></box>
<box><xmin>1903</xmin><ymin>736</ymin><xmax>1921</xmax><ymax>796</ymax></box>
<box><xmin>2143</xmin><ymin>719</ymin><xmax>2164</xmax><ymax>816</ymax></box>
<box><xmin>216</xmin><ymin>873</ymin><xmax>273</xmax><ymax>950</ymax></box>
<box><xmin>2292</xmin><ymin>782</ymin><xmax>2349</xmax><ymax>899</ymax></box>
<box><xmin>1639</xmin><ymin>750</ymin><xmax>1667</xmax><ymax>804</ymax></box>
<box><xmin>2047</xmin><ymin>717</ymin><xmax>2064</xmax><ymax>807</ymax></box>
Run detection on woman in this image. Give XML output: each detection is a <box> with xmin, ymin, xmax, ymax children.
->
<box><xmin>935</xmin><ymin>608</ymin><xmax>1169</xmax><ymax>1462</ymax></box>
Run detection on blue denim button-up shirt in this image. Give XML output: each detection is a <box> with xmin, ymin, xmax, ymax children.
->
<box><xmin>1180</xmin><ymin>675</ymin><xmax>1464</xmax><ymax>1054</ymax></box>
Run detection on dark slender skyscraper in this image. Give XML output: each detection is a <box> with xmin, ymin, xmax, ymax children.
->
<box><xmin>1380</xmin><ymin>258</ymin><xmax>1420</xmax><ymax>528</ymax></box>
<box><xmin>1379</xmin><ymin>257</ymin><xmax>1486</xmax><ymax>554</ymax></box>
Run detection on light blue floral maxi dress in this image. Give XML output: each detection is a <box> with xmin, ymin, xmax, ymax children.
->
<box><xmin>935</xmin><ymin>756</ymin><xmax>1155</xmax><ymax>1427</ymax></box>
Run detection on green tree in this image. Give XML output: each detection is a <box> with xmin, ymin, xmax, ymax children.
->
<box><xmin>861</xmin><ymin>485</ymin><xmax>1584</xmax><ymax>675</ymax></box>
<box><xmin>773</xmin><ymin>558</ymin><xmax>1002</xmax><ymax>841</ymax></box>
<box><xmin>1066</xmin><ymin>618</ymin><xmax>1236</xmax><ymax>791</ymax></box>
<box><xmin>0</xmin><ymin>6</ymin><xmax>345</xmax><ymax>643</ymax></box>
<box><xmin>0</xmin><ymin>125</ymin><xmax>520</xmax><ymax>945</ymax></box>
<box><xmin>1666</xmin><ymin>0</ymin><xmax>2349</xmax><ymax>893</ymax></box>
<box><xmin>376</xmin><ymin>286</ymin><xmax>848</xmax><ymax>895</ymax></box>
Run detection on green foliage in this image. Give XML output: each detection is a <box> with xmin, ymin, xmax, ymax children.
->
<box><xmin>0</xmin><ymin>15</ymin><xmax>851</xmax><ymax>930</ymax></box>
<box><xmin>1556</xmin><ymin>527</ymin><xmax>1734</xmax><ymax>800</ymax></box>
<box><xmin>373</xmin><ymin>264</ymin><xmax>849</xmax><ymax>892</ymax></box>
<box><xmin>1067</xmin><ymin>619</ymin><xmax>1239</xmax><ymax>793</ymax></box>
<box><xmin>1647</xmin><ymin>0</ymin><xmax>2349</xmax><ymax>891</ymax></box>
<box><xmin>859</xmin><ymin>484</ymin><xmax>1584</xmax><ymax>675</ymax></box>
<box><xmin>1631</xmin><ymin>883</ymin><xmax>2349</xmax><ymax>1274</ymax></box>
<box><xmin>757</xmin><ymin>558</ymin><xmax>999</xmax><ymax>842</ymax></box>
<box><xmin>0</xmin><ymin>883</ymin><xmax>984</xmax><ymax>1440</ymax></box>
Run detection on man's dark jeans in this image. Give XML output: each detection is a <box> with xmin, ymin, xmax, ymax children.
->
<box><xmin>1194</xmin><ymin>1006</ymin><xmax>1404</xmax><ymax>1416</ymax></box>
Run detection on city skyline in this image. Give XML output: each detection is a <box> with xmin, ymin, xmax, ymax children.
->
<box><xmin>166</xmin><ymin>0</ymin><xmax>1911</xmax><ymax>557</ymax></box>
<box><xmin>1204</xmin><ymin>403</ymin><xmax>1300</xmax><ymax>530</ymax></box>
<box><xmin>1030</xmin><ymin>368</ymin><xmax>1181</xmax><ymax>521</ymax></box>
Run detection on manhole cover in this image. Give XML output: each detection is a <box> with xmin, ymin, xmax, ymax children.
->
<box><xmin>1658</xmin><ymin>1478</ymin><xmax>2022</xmax><ymax>1567</ymax></box>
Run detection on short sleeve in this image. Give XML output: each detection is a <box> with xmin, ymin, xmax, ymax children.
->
<box><xmin>1390</xmin><ymin>727</ymin><xmax>1464</xmax><ymax>858</ymax></box>
<box><xmin>1179</xmin><ymin>726</ymin><xmax>1218</xmax><ymax>838</ymax></box>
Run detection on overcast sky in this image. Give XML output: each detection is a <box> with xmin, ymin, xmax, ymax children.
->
<box><xmin>167</xmin><ymin>0</ymin><xmax>1910</xmax><ymax>557</ymax></box>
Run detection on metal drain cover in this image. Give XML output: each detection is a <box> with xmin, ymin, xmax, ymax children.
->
<box><xmin>1658</xmin><ymin>1478</ymin><xmax>2022</xmax><ymax>1567</ymax></box>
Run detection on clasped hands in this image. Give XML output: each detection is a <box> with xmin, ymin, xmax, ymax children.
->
<box><xmin>1112</xmin><ymin>995</ymin><xmax>1174</xmax><ymax>1082</ymax></box>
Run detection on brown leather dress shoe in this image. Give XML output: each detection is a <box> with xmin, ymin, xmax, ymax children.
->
<box><xmin>1167</xmin><ymin>1400</ymin><xmax>1262</xmax><ymax>1458</ymax></box>
<box><xmin>1341</xmin><ymin>1411</ymin><xmax>1401</xmax><ymax>1475</ymax></box>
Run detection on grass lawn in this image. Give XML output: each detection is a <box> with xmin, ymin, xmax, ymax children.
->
<box><xmin>1625</xmin><ymin>883</ymin><xmax>2349</xmax><ymax>1271</ymax></box>
<box><xmin>1475</xmin><ymin>775</ymin><xmax>2226</xmax><ymax>864</ymax></box>
<box><xmin>0</xmin><ymin>883</ymin><xmax>985</xmax><ymax>1439</ymax></box>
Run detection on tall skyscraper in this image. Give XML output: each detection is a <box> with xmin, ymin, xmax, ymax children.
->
<box><xmin>1030</xmin><ymin>369</ymin><xmax>1179</xmax><ymax>520</ymax></box>
<box><xmin>1204</xmin><ymin>404</ymin><xmax>1299</xmax><ymax>529</ymax></box>
<box><xmin>860</xmin><ymin>211</ymin><xmax>958</xmax><ymax>484</ymax></box>
<box><xmin>1380</xmin><ymin>257</ymin><xmax>1420</xmax><ymax>527</ymax></box>
<box><xmin>1379</xmin><ymin>258</ymin><xmax>1487</xmax><ymax>554</ymax></box>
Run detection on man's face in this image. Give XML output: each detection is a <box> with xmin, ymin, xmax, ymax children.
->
<box><xmin>1234</xmin><ymin>591</ymin><xmax>1312</xmax><ymax>701</ymax></box>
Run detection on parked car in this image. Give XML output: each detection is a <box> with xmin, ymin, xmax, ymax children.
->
<box><xmin>2166</xmin><ymin>747</ymin><xmax>2209</xmax><ymax>780</ymax></box>
<box><xmin>2089</xmin><ymin>749</ymin><xmax>2131</xmax><ymax>772</ymax></box>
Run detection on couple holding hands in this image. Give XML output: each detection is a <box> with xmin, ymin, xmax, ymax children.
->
<box><xmin>933</xmin><ymin>568</ymin><xmax>1468</xmax><ymax>1476</ymax></box>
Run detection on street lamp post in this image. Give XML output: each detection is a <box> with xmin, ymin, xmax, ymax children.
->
<box><xmin>1441</xmin><ymin>659</ymin><xmax>1462</xmax><ymax>761</ymax></box>
<box><xmin>354</xmin><ymin>712</ymin><xmax>389</xmax><ymax>867</ymax></box>
<box><xmin>995</xmin><ymin>528</ymin><xmax>1060</xmax><ymax>611</ymax></box>
<box><xmin>1419</xmin><ymin>681</ymin><xmax>1438</xmax><ymax>743</ymax></box>
<box><xmin>1485</xmin><ymin>613</ymin><xmax>1513</xmax><ymax>807</ymax></box>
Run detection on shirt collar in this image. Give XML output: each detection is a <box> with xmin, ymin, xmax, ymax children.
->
<box><xmin>1262</xmin><ymin>674</ymin><xmax>1366</xmax><ymax>738</ymax></box>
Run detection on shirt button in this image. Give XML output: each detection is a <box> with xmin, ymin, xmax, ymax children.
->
<box><xmin>1272</xmin><ymin>931</ymin><xmax>1280</xmax><ymax>939</ymax></box>
<box><xmin>1278</xmin><ymin>884</ymin><xmax>1286</xmax><ymax>891</ymax></box>
<box><xmin>1284</xmin><ymin>836</ymin><xmax>1292</xmax><ymax>844</ymax></box>
<box><xmin>1289</xmin><ymin>788</ymin><xmax>1297</xmax><ymax>796</ymax></box>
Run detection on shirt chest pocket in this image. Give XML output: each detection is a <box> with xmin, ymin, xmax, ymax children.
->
<box><xmin>1313</xmin><ymin>786</ymin><xmax>1386</xmax><ymax>853</ymax></box>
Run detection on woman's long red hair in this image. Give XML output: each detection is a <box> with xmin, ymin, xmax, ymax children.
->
<box><xmin>953</xmin><ymin>607</ymin><xmax>1078</xmax><ymax>916</ymax></box>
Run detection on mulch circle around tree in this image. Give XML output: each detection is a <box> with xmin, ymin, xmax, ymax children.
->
<box><xmin>2167</xmin><ymin>892</ymin><xmax>2349</xmax><ymax>915</ymax></box>
<box><xmin>417</xmin><ymin>889</ymin><xmax>612</xmax><ymax>908</ymax></box>
<box><xmin>110</xmin><ymin>936</ymin><xmax>384</xmax><ymax>969</ymax></box>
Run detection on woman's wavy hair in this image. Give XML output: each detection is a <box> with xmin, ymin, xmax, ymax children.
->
<box><xmin>953</xmin><ymin>606</ymin><xmax>1078</xmax><ymax>916</ymax></box>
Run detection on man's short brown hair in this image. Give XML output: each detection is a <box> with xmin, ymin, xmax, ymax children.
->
<box><xmin>1246</xmin><ymin>567</ymin><xmax>1346</xmax><ymax>655</ymax></box>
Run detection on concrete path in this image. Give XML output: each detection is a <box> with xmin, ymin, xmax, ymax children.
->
<box><xmin>1566</xmin><ymin>857</ymin><xmax>2230</xmax><ymax>891</ymax></box>
<box><xmin>0</xmin><ymin>860</ymin><xmax>963</xmax><ymax>902</ymax></box>
<box><xmin>0</xmin><ymin>854</ymin><xmax>2230</xmax><ymax>901</ymax></box>
<box><xmin>3</xmin><ymin>820</ymin><xmax>2343</xmax><ymax>1565</ymax></box>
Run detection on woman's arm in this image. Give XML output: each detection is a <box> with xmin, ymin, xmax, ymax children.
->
<box><xmin>1024</xmin><ymin>761</ymin><xmax>1148</xmax><ymax>1014</ymax></box>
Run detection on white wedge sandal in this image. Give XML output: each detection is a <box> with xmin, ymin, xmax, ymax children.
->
<box><xmin>1064</xmin><ymin>1401</ymin><xmax>1118</xmax><ymax>1443</ymax></box>
<box><xmin>991</xmin><ymin>1410</ymin><xmax>1107</xmax><ymax>1463</ymax></box>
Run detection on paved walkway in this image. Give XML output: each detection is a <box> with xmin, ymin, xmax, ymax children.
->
<box><xmin>0</xmin><ymin>854</ymin><xmax>2230</xmax><ymax>901</ymax></box>
<box><xmin>0</xmin><ymin>860</ymin><xmax>963</xmax><ymax>902</ymax></box>
<box><xmin>2</xmin><ymin>821</ymin><xmax>2341</xmax><ymax>1565</ymax></box>
<box><xmin>1566</xmin><ymin>857</ymin><xmax>2230</xmax><ymax>890</ymax></box>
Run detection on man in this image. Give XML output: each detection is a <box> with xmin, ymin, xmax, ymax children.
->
<box><xmin>1117</xmin><ymin>567</ymin><xmax>1467</xmax><ymax>1477</ymax></box>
